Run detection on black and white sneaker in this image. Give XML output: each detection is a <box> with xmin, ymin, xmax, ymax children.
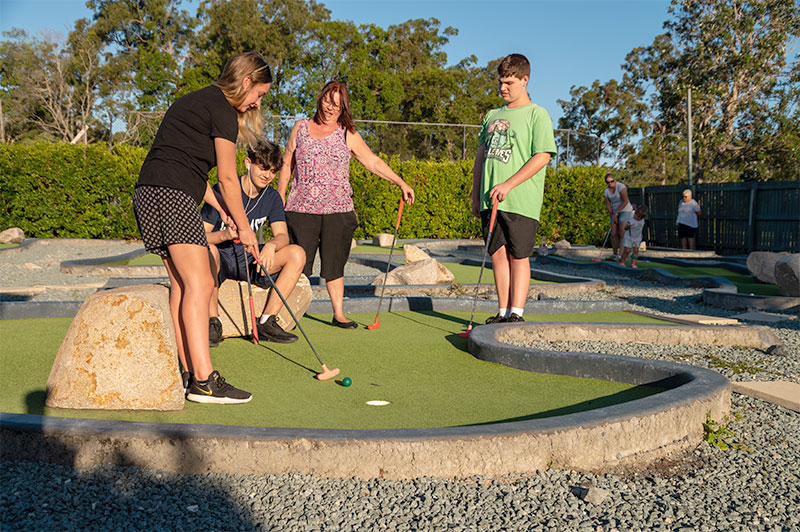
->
<box><xmin>209</xmin><ymin>317</ymin><xmax>223</xmax><ymax>347</ymax></box>
<box><xmin>186</xmin><ymin>371</ymin><xmax>252</xmax><ymax>404</ymax></box>
<box><xmin>256</xmin><ymin>315</ymin><xmax>298</xmax><ymax>343</ymax></box>
<box><xmin>504</xmin><ymin>313</ymin><xmax>525</xmax><ymax>323</ymax></box>
<box><xmin>485</xmin><ymin>314</ymin><xmax>505</xmax><ymax>324</ymax></box>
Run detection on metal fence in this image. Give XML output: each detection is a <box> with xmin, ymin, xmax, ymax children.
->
<box><xmin>626</xmin><ymin>181</ymin><xmax>800</xmax><ymax>254</ymax></box>
<box><xmin>263</xmin><ymin>115</ymin><xmax>598</xmax><ymax>163</ymax></box>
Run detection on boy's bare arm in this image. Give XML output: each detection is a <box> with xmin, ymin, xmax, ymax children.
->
<box><xmin>489</xmin><ymin>152</ymin><xmax>551</xmax><ymax>202</ymax></box>
<box><xmin>472</xmin><ymin>144</ymin><xmax>487</xmax><ymax>217</ymax></box>
<box><xmin>204</xmin><ymin>220</ymin><xmax>237</xmax><ymax>246</ymax></box>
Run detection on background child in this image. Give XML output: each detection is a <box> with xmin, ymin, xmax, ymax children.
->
<box><xmin>619</xmin><ymin>205</ymin><xmax>649</xmax><ymax>268</ymax></box>
<box><xmin>202</xmin><ymin>140</ymin><xmax>306</xmax><ymax>345</ymax></box>
<box><xmin>471</xmin><ymin>53</ymin><xmax>557</xmax><ymax>323</ymax></box>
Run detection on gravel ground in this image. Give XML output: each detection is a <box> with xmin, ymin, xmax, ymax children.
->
<box><xmin>2</xmin><ymin>241</ymin><xmax>799</xmax><ymax>531</ymax></box>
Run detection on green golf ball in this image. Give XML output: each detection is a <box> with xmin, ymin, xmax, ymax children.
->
<box><xmin>342</xmin><ymin>377</ymin><xmax>352</xmax><ymax>387</ymax></box>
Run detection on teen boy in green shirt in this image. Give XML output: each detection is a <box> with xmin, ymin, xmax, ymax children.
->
<box><xmin>472</xmin><ymin>53</ymin><xmax>557</xmax><ymax>323</ymax></box>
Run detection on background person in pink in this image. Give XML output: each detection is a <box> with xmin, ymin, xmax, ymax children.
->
<box><xmin>278</xmin><ymin>81</ymin><xmax>415</xmax><ymax>329</ymax></box>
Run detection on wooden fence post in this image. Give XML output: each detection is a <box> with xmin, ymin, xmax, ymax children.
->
<box><xmin>747</xmin><ymin>182</ymin><xmax>758</xmax><ymax>252</ymax></box>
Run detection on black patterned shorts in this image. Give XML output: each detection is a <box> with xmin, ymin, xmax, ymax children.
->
<box><xmin>133</xmin><ymin>185</ymin><xmax>208</xmax><ymax>259</ymax></box>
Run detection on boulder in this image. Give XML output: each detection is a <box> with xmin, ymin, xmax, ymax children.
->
<box><xmin>746</xmin><ymin>251</ymin><xmax>789</xmax><ymax>284</ymax></box>
<box><xmin>373</xmin><ymin>258</ymin><xmax>454</xmax><ymax>286</ymax></box>
<box><xmin>775</xmin><ymin>254</ymin><xmax>800</xmax><ymax>297</ymax></box>
<box><xmin>0</xmin><ymin>227</ymin><xmax>24</xmax><ymax>244</ymax></box>
<box><xmin>554</xmin><ymin>239</ymin><xmax>571</xmax><ymax>250</ymax></box>
<box><xmin>45</xmin><ymin>284</ymin><xmax>184</xmax><ymax>411</ymax></box>
<box><xmin>403</xmin><ymin>244</ymin><xmax>431</xmax><ymax>263</ymax></box>
<box><xmin>217</xmin><ymin>274</ymin><xmax>312</xmax><ymax>337</ymax></box>
<box><xmin>372</xmin><ymin>233</ymin><xmax>395</xmax><ymax>247</ymax></box>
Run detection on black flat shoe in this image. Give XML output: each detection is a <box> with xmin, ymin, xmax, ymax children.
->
<box><xmin>332</xmin><ymin>317</ymin><xmax>358</xmax><ymax>329</ymax></box>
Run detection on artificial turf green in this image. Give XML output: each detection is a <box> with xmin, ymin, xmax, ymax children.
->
<box><xmin>125</xmin><ymin>253</ymin><xmax>163</xmax><ymax>266</ymax></box>
<box><xmin>0</xmin><ymin>311</ymin><xmax>668</xmax><ymax>430</ymax></box>
<box><xmin>635</xmin><ymin>260</ymin><xmax>782</xmax><ymax>296</ymax></box>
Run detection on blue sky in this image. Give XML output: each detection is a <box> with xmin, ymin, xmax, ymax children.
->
<box><xmin>1</xmin><ymin>0</ymin><xmax>673</xmax><ymax>126</ymax></box>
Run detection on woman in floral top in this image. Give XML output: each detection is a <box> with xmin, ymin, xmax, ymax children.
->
<box><xmin>278</xmin><ymin>81</ymin><xmax>415</xmax><ymax>328</ymax></box>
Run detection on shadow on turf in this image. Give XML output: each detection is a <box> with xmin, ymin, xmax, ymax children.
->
<box><xmin>256</xmin><ymin>342</ymin><xmax>318</xmax><ymax>377</ymax></box>
<box><xmin>461</xmin><ymin>381</ymin><xmax>668</xmax><ymax>426</ymax></box>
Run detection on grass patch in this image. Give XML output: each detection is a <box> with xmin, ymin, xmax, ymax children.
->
<box><xmin>0</xmin><ymin>311</ymin><xmax>667</xmax><ymax>430</ymax></box>
<box><xmin>704</xmin><ymin>354</ymin><xmax>767</xmax><ymax>374</ymax></box>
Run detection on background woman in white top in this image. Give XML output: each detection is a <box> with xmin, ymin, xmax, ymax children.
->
<box><xmin>603</xmin><ymin>172</ymin><xmax>634</xmax><ymax>259</ymax></box>
<box><xmin>676</xmin><ymin>189</ymin><xmax>702</xmax><ymax>249</ymax></box>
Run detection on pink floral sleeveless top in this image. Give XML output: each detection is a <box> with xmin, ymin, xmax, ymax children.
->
<box><xmin>285</xmin><ymin>119</ymin><xmax>354</xmax><ymax>214</ymax></box>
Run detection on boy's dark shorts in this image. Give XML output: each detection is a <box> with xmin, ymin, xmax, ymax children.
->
<box><xmin>481</xmin><ymin>210</ymin><xmax>539</xmax><ymax>259</ymax></box>
<box><xmin>285</xmin><ymin>211</ymin><xmax>358</xmax><ymax>280</ymax></box>
<box><xmin>217</xmin><ymin>244</ymin><xmax>278</xmax><ymax>288</ymax></box>
<box><xmin>677</xmin><ymin>223</ymin><xmax>697</xmax><ymax>239</ymax></box>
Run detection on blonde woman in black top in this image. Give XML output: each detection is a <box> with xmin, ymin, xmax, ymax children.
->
<box><xmin>134</xmin><ymin>52</ymin><xmax>271</xmax><ymax>404</ymax></box>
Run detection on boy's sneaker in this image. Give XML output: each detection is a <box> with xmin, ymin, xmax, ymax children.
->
<box><xmin>209</xmin><ymin>317</ymin><xmax>223</xmax><ymax>347</ymax></box>
<box><xmin>256</xmin><ymin>315</ymin><xmax>298</xmax><ymax>343</ymax></box>
<box><xmin>504</xmin><ymin>313</ymin><xmax>525</xmax><ymax>323</ymax></box>
<box><xmin>485</xmin><ymin>314</ymin><xmax>505</xmax><ymax>324</ymax></box>
<box><xmin>186</xmin><ymin>371</ymin><xmax>252</xmax><ymax>404</ymax></box>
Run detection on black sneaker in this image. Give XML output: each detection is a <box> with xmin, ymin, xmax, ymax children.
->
<box><xmin>256</xmin><ymin>315</ymin><xmax>298</xmax><ymax>343</ymax></box>
<box><xmin>505</xmin><ymin>313</ymin><xmax>525</xmax><ymax>323</ymax></box>
<box><xmin>209</xmin><ymin>317</ymin><xmax>223</xmax><ymax>347</ymax></box>
<box><xmin>186</xmin><ymin>371</ymin><xmax>252</xmax><ymax>404</ymax></box>
<box><xmin>485</xmin><ymin>314</ymin><xmax>505</xmax><ymax>324</ymax></box>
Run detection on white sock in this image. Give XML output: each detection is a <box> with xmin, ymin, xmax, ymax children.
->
<box><xmin>510</xmin><ymin>307</ymin><xmax>524</xmax><ymax>318</ymax></box>
<box><xmin>498</xmin><ymin>308</ymin><xmax>508</xmax><ymax>318</ymax></box>
<box><xmin>259</xmin><ymin>314</ymin><xmax>272</xmax><ymax>324</ymax></box>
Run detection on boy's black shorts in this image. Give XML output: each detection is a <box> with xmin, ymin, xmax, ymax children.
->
<box><xmin>481</xmin><ymin>210</ymin><xmax>539</xmax><ymax>259</ymax></box>
<box><xmin>217</xmin><ymin>243</ymin><xmax>278</xmax><ymax>288</ymax></box>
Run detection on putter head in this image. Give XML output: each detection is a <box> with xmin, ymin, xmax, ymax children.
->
<box><xmin>367</xmin><ymin>319</ymin><xmax>380</xmax><ymax>330</ymax></box>
<box><xmin>458</xmin><ymin>324</ymin><xmax>473</xmax><ymax>338</ymax></box>
<box><xmin>316</xmin><ymin>364</ymin><xmax>340</xmax><ymax>381</ymax></box>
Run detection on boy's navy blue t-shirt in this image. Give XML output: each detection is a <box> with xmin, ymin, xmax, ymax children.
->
<box><xmin>200</xmin><ymin>182</ymin><xmax>286</xmax><ymax>252</ymax></box>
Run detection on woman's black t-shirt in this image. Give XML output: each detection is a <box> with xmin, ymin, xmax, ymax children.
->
<box><xmin>137</xmin><ymin>85</ymin><xmax>239</xmax><ymax>205</ymax></box>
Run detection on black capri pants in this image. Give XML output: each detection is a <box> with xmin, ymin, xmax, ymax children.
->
<box><xmin>285</xmin><ymin>211</ymin><xmax>358</xmax><ymax>280</ymax></box>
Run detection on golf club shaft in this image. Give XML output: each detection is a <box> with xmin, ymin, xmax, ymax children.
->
<box><xmin>235</xmin><ymin>241</ymin><xmax>259</xmax><ymax>343</ymax></box>
<box><xmin>251</xmin><ymin>256</ymin><xmax>327</xmax><ymax>368</ymax></box>
<box><xmin>467</xmin><ymin>198</ymin><xmax>499</xmax><ymax>327</ymax></box>
<box><xmin>596</xmin><ymin>224</ymin><xmax>612</xmax><ymax>259</ymax></box>
<box><xmin>373</xmin><ymin>198</ymin><xmax>405</xmax><ymax>321</ymax></box>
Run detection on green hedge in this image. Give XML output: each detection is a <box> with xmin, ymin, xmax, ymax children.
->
<box><xmin>1</xmin><ymin>143</ymin><xmax>611</xmax><ymax>245</ymax></box>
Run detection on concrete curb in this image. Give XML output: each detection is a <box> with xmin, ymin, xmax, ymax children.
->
<box><xmin>702</xmin><ymin>288</ymin><xmax>800</xmax><ymax>312</ymax></box>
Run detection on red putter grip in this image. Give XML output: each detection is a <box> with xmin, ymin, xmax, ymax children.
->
<box><xmin>395</xmin><ymin>198</ymin><xmax>405</xmax><ymax>229</ymax></box>
<box><xmin>488</xmin><ymin>198</ymin><xmax>499</xmax><ymax>232</ymax></box>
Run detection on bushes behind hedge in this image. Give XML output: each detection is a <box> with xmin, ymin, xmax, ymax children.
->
<box><xmin>0</xmin><ymin>143</ymin><xmax>611</xmax><ymax>245</ymax></box>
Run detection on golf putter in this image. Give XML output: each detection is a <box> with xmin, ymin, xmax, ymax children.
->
<box><xmin>368</xmin><ymin>197</ymin><xmax>405</xmax><ymax>330</ymax></box>
<box><xmin>460</xmin><ymin>197</ymin><xmax>499</xmax><ymax>338</ymax></box>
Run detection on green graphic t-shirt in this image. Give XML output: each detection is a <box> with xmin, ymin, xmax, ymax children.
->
<box><xmin>478</xmin><ymin>103</ymin><xmax>557</xmax><ymax>221</ymax></box>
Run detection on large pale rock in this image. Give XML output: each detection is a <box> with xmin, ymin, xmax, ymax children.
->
<box><xmin>746</xmin><ymin>251</ymin><xmax>789</xmax><ymax>284</ymax></box>
<box><xmin>373</xmin><ymin>258</ymin><xmax>454</xmax><ymax>286</ymax></box>
<box><xmin>0</xmin><ymin>227</ymin><xmax>24</xmax><ymax>244</ymax></box>
<box><xmin>372</xmin><ymin>233</ymin><xmax>395</xmax><ymax>247</ymax></box>
<box><xmin>45</xmin><ymin>284</ymin><xmax>184</xmax><ymax>411</ymax></box>
<box><xmin>775</xmin><ymin>254</ymin><xmax>800</xmax><ymax>297</ymax></box>
<box><xmin>555</xmin><ymin>239</ymin><xmax>571</xmax><ymax>250</ymax></box>
<box><xmin>217</xmin><ymin>274</ymin><xmax>311</xmax><ymax>337</ymax></box>
<box><xmin>403</xmin><ymin>244</ymin><xmax>430</xmax><ymax>263</ymax></box>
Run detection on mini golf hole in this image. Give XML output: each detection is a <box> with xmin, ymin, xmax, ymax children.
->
<box><xmin>366</xmin><ymin>400</ymin><xmax>391</xmax><ymax>406</ymax></box>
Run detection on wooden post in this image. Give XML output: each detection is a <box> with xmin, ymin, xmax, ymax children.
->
<box><xmin>747</xmin><ymin>182</ymin><xmax>758</xmax><ymax>252</ymax></box>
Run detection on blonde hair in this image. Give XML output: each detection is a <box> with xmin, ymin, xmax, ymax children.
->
<box><xmin>214</xmin><ymin>52</ymin><xmax>272</xmax><ymax>148</ymax></box>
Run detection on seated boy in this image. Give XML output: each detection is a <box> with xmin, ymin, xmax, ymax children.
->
<box><xmin>472</xmin><ymin>53</ymin><xmax>557</xmax><ymax>323</ymax></box>
<box><xmin>201</xmin><ymin>140</ymin><xmax>306</xmax><ymax>345</ymax></box>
